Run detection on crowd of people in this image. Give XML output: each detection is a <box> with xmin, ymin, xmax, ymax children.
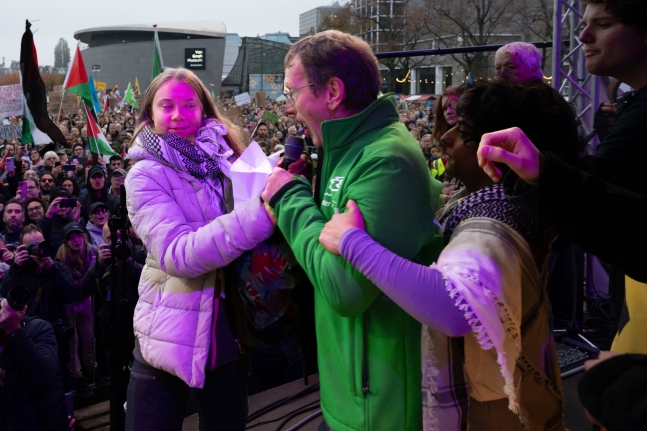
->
<box><xmin>0</xmin><ymin>0</ymin><xmax>645</xmax><ymax>430</ymax></box>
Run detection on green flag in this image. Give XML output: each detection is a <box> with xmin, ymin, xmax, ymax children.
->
<box><xmin>152</xmin><ymin>28</ymin><xmax>164</xmax><ymax>82</ymax></box>
<box><xmin>124</xmin><ymin>82</ymin><xmax>138</xmax><ymax>109</ymax></box>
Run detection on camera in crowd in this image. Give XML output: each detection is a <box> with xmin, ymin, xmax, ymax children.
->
<box><xmin>113</xmin><ymin>239</ymin><xmax>131</xmax><ymax>259</ymax></box>
<box><xmin>52</xmin><ymin>319</ymin><xmax>74</xmax><ymax>341</ymax></box>
<box><xmin>25</xmin><ymin>240</ymin><xmax>55</xmax><ymax>258</ymax></box>
<box><xmin>0</xmin><ymin>285</ymin><xmax>30</xmax><ymax>343</ymax></box>
<box><xmin>5</xmin><ymin>284</ymin><xmax>30</xmax><ymax>310</ymax></box>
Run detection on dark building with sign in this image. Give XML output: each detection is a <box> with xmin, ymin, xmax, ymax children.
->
<box><xmin>221</xmin><ymin>37</ymin><xmax>292</xmax><ymax>99</ymax></box>
<box><xmin>74</xmin><ymin>22</ymin><xmax>227</xmax><ymax>94</ymax></box>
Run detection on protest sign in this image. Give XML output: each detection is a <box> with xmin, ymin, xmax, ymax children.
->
<box><xmin>256</xmin><ymin>91</ymin><xmax>267</xmax><ymax>107</ymax></box>
<box><xmin>135</xmin><ymin>94</ymin><xmax>145</xmax><ymax>110</ymax></box>
<box><xmin>261</xmin><ymin>110</ymin><xmax>279</xmax><ymax>126</ymax></box>
<box><xmin>234</xmin><ymin>92</ymin><xmax>251</xmax><ymax>106</ymax></box>
<box><xmin>0</xmin><ymin>125</ymin><xmax>21</xmax><ymax>140</ymax></box>
<box><xmin>0</xmin><ymin>84</ymin><xmax>23</xmax><ymax>117</ymax></box>
<box><xmin>48</xmin><ymin>91</ymin><xmax>80</xmax><ymax>115</ymax></box>
<box><xmin>224</xmin><ymin>106</ymin><xmax>243</xmax><ymax>121</ymax></box>
<box><xmin>95</xmin><ymin>81</ymin><xmax>107</xmax><ymax>92</ymax></box>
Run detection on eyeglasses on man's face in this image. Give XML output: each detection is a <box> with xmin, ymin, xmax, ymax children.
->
<box><xmin>283</xmin><ymin>83</ymin><xmax>314</xmax><ymax>105</ymax></box>
<box><xmin>41</xmin><ymin>178</ymin><xmax>54</xmax><ymax>184</ymax></box>
<box><xmin>92</xmin><ymin>207</ymin><xmax>108</xmax><ymax>215</ymax></box>
<box><xmin>27</xmin><ymin>205</ymin><xmax>43</xmax><ymax>214</ymax></box>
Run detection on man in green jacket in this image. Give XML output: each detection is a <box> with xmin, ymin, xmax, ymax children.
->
<box><xmin>262</xmin><ymin>30</ymin><xmax>442</xmax><ymax>431</ymax></box>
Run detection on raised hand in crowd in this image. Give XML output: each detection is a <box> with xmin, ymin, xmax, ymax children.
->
<box><xmin>97</xmin><ymin>243</ymin><xmax>112</xmax><ymax>266</ymax></box>
<box><xmin>0</xmin><ymin>247</ymin><xmax>15</xmax><ymax>265</ymax></box>
<box><xmin>70</xmin><ymin>200</ymin><xmax>82</xmax><ymax>223</ymax></box>
<box><xmin>45</xmin><ymin>196</ymin><xmax>67</xmax><ymax>219</ymax></box>
<box><xmin>0</xmin><ymin>298</ymin><xmax>26</xmax><ymax>335</ymax></box>
<box><xmin>51</xmin><ymin>164</ymin><xmax>62</xmax><ymax>178</ymax></box>
<box><xmin>476</xmin><ymin>127</ymin><xmax>544</xmax><ymax>184</ymax></box>
<box><xmin>12</xmin><ymin>244</ymin><xmax>31</xmax><ymax>267</ymax></box>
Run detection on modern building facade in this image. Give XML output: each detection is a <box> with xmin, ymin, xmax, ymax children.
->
<box><xmin>74</xmin><ymin>22</ymin><xmax>227</xmax><ymax>94</ymax></box>
<box><xmin>299</xmin><ymin>1</ymin><xmax>344</xmax><ymax>36</ymax></box>
<box><xmin>221</xmin><ymin>37</ymin><xmax>292</xmax><ymax>99</ymax></box>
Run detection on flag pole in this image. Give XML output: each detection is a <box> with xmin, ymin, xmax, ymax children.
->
<box><xmin>56</xmin><ymin>91</ymin><xmax>65</xmax><ymax>124</ymax></box>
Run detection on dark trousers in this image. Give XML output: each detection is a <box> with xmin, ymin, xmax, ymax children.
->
<box><xmin>125</xmin><ymin>357</ymin><xmax>250</xmax><ymax>431</ymax></box>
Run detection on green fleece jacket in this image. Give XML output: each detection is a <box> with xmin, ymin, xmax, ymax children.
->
<box><xmin>269</xmin><ymin>94</ymin><xmax>443</xmax><ymax>431</ymax></box>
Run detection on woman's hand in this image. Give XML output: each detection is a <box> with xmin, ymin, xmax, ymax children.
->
<box><xmin>71</xmin><ymin>201</ymin><xmax>82</xmax><ymax>222</ymax></box>
<box><xmin>97</xmin><ymin>243</ymin><xmax>112</xmax><ymax>266</ymax></box>
<box><xmin>45</xmin><ymin>197</ymin><xmax>63</xmax><ymax>219</ymax></box>
<box><xmin>319</xmin><ymin>200</ymin><xmax>365</xmax><ymax>255</ymax></box>
<box><xmin>52</xmin><ymin>165</ymin><xmax>62</xmax><ymax>178</ymax></box>
<box><xmin>477</xmin><ymin>127</ymin><xmax>545</xmax><ymax>184</ymax></box>
<box><xmin>0</xmin><ymin>248</ymin><xmax>14</xmax><ymax>265</ymax></box>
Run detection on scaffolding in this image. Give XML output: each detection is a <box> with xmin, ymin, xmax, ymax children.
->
<box><xmin>552</xmin><ymin>0</ymin><xmax>607</xmax><ymax>151</ymax></box>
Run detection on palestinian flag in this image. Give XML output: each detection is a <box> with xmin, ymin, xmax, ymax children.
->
<box><xmin>82</xmin><ymin>101</ymin><xmax>118</xmax><ymax>159</ymax></box>
<box><xmin>63</xmin><ymin>45</ymin><xmax>92</xmax><ymax>107</ymax></box>
<box><xmin>20</xmin><ymin>20</ymin><xmax>67</xmax><ymax>147</ymax></box>
<box><xmin>152</xmin><ymin>26</ymin><xmax>164</xmax><ymax>82</ymax></box>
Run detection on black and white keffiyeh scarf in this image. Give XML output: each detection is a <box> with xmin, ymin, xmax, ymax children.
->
<box><xmin>135</xmin><ymin>119</ymin><xmax>234</xmax><ymax>208</ymax></box>
<box><xmin>438</xmin><ymin>183</ymin><xmax>555</xmax><ymax>269</ymax></box>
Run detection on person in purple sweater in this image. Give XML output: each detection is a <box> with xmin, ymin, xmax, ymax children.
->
<box><xmin>319</xmin><ymin>81</ymin><xmax>583</xmax><ymax>431</ymax></box>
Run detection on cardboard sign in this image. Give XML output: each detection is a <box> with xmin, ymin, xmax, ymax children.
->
<box><xmin>135</xmin><ymin>94</ymin><xmax>145</xmax><ymax>110</ymax></box>
<box><xmin>224</xmin><ymin>106</ymin><xmax>243</xmax><ymax>121</ymax></box>
<box><xmin>0</xmin><ymin>84</ymin><xmax>23</xmax><ymax>117</ymax></box>
<box><xmin>48</xmin><ymin>91</ymin><xmax>80</xmax><ymax>115</ymax></box>
<box><xmin>256</xmin><ymin>91</ymin><xmax>266</xmax><ymax>107</ymax></box>
<box><xmin>261</xmin><ymin>110</ymin><xmax>279</xmax><ymax>126</ymax></box>
<box><xmin>234</xmin><ymin>92</ymin><xmax>251</xmax><ymax>106</ymax></box>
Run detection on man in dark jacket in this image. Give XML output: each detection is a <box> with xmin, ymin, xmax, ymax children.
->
<box><xmin>78</xmin><ymin>166</ymin><xmax>119</xmax><ymax>221</ymax></box>
<box><xmin>0</xmin><ymin>299</ymin><xmax>69</xmax><ymax>431</ymax></box>
<box><xmin>0</xmin><ymin>224</ymin><xmax>76</xmax><ymax>390</ymax></box>
<box><xmin>37</xmin><ymin>187</ymin><xmax>84</xmax><ymax>252</ymax></box>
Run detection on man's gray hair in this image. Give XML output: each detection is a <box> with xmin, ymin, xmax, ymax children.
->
<box><xmin>496</xmin><ymin>42</ymin><xmax>544</xmax><ymax>80</ymax></box>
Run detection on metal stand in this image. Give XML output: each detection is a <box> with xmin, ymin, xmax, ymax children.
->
<box><xmin>108</xmin><ymin>184</ymin><xmax>130</xmax><ymax>431</ymax></box>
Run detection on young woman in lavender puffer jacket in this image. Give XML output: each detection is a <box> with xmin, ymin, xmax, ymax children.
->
<box><xmin>124</xmin><ymin>68</ymin><xmax>275</xmax><ymax>431</ymax></box>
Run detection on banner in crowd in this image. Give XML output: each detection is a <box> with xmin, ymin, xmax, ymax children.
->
<box><xmin>224</xmin><ymin>106</ymin><xmax>243</xmax><ymax>121</ymax></box>
<box><xmin>0</xmin><ymin>125</ymin><xmax>22</xmax><ymax>140</ymax></box>
<box><xmin>261</xmin><ymin>110</ymin><xmax>279</xmax><ymax>126</ymax></box>
<box><xmin>256</xmin><ymin>91</ymin><xmax>267</xmax><ymax>107</ymax></box>
<box><xmin>0</xmin><ymin>84</ymin><xmax>23</xmax><ymax>117</ymax></box>
<box><xmin>235</xmin><ymin>92</ymin><xmax>251</xmax><ymax>106</ymax></box>
<box><xmin>94</xmin><ymin>80</ymin><xmax>107</xmax><ymax>92</ymax></box>
<box><xmin>48</xmin><ymin>91</ymin><xmax>81</xmax><ymax>115</ymax></box>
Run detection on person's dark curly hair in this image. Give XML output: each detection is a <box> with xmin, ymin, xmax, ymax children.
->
<box><xmin>583</xmin><ymin>0</ymin><xmax>647</xmax><ymax>35</ymax></box>
<box><xmin>455</xmin><ymin>81</ymin><xmax>584</xmax><ymax>168</ymax></box>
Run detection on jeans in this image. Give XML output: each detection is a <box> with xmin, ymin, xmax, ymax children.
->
<box><xmin>66</xmin><ymin>296</ymin><xmax>94</xmax><ymax>379</ymax></box>
<box><xmin>125</xmin><ymin>357</ymin><xmax>250</xmax><ymax>431</ymax></box>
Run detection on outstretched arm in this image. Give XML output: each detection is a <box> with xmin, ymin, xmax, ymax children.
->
<box><xmin>321</xmin><ymin>200</ymin><xmax>470</xmax><ymax>336</ymax></box>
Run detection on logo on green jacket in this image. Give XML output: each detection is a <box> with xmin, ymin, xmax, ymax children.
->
<box><xmin>322</xmin><ymin>176</ymin><xmax>344</xmax><ymax>212</ymax></box>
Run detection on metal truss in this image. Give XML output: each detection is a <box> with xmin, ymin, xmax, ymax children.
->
<box><xmin>552</xmin><ymin>0</ymin><xmax>607</xmax><ymax>152</ymax></box>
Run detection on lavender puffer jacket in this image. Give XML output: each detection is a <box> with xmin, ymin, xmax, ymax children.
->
<box><xmin>125</xmin><ymin>143</ymin><xmax>273</xmax><ymax>388</ymax></box>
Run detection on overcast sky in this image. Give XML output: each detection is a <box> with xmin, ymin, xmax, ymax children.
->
<box><xmin>1</xmin><ymin>0</ymin><xmax>338</xmax><ymax>67</ymax></box>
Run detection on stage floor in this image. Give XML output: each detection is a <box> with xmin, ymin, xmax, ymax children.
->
<box><xmin>180</xmin><ymin>372</ymin><xmax>593</xmax><ymax>431</ymax></box>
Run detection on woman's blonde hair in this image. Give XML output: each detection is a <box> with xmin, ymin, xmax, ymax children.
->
<box><xmin>133</xmin><ymin>68</ymin><xmax>246</xmax><ymax>156</ymax></box>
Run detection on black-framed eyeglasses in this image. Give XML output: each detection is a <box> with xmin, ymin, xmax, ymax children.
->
<box><xmin>283</xmin><ymin>83</ymin><xmax>314</xmax><ymax>105</ymax></box>
<box><xmin>27</xmin><ymin>206</ymin><xmax>43</xmax><ymax>213</ymax></box>
<box><xmin>92</xmin><ymin>207</ymin><xmax>108</xmax><ymax>215</ymax></box>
